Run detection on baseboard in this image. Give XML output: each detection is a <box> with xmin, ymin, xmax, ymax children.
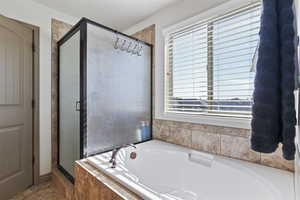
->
<box><xmin>39</xmin><ymin>173</ymin><xmax>52</xmax><ymax>184</ymax></box>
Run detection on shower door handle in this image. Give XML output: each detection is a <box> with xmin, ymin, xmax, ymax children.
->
<box><xmin>75</xmin><ymin>101</ymin><xmax>81</xmax><ymax>111</ymax></box>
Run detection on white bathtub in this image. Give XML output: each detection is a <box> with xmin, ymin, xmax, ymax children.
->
<box><xmin>86</xmin><ymin>140</ymin><xmax>294</xmax><ymax>200</ymax></box>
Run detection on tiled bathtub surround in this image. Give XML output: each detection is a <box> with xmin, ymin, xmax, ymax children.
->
<box><xmin>153</xmin><ymin>119</ymin><xmax>294</xmax><ymax>171</ymax></box>
<box><xmin>75</xmin><ymin>161</ymin><xmax>141</xmax><ymax>200</ymax></box>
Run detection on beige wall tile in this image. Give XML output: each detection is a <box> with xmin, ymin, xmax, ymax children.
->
<box><xmin>190</xmin><ymin>123</ymin><xmax>218</xmax><ymax>134</ymax></box>
<box><xmin>158</xmin><ymin>120</ymin><xmax>177</xmax><ymax>128</ymax></box>
<box><xmin>216</xmin><ymin>126</ymin><xmax>250</xmax><ymax>138</ymax></box>
<box><xmin>171</xmin><ymin>121</ymin><xmax>193</xmax><ymax>129</ymax></box>
<box><xmin>153</xmin><ymin>119</ymin><xmax>161</xmax><ymax>128</ymax></box>
<box><xmin>261</xmin><ymin>145</ymin><xmax>294</xmax><ymax>172</ymax></box>
<box><xmin>192</xmin><ymin>130</ymin><xmax>220</xmax><ymax>154</ymax></box>
<box><xmin>168</xmin><ymin>127</ymin><xmax>192</xmax><ymax>148</ymax></box>
<box><xmin>154</xmin><ymin>119</ymin><xmax>294</xmax><ymax>172</ymax></box>
<box><xmin>152</xmin><ymin>120</ymin><xmax>161</xmax><ymax>139</ymax></box>
<box><xmin>220</xmin><ymin>135</ymin><xmax>260</xmax><ymax>163</ymax></box>
<box><xmin>153</xmin><ymin>122</ymin><xmax>170</xmax><ymax>140</ymax></box>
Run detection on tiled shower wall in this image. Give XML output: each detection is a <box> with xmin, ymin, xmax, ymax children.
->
<box><xmin>51</xmin><ymin>19</ymin><xmax>72</xmax><ymax>168</ymax></box>
<box><xmin>132</xmin><ymin>26</ymin><xmax>294</xmax><ymax>172</ymax></box>
<box><xmin>51</xmin><ymin>19</ymin><xmax>74</xmax><ymax>200</ymax></box>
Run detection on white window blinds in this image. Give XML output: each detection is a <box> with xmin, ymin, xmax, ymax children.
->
<box><xmin>165</xmin><ymin>3</ymin><xmax>261</xmax><ymax>117</ymax></box>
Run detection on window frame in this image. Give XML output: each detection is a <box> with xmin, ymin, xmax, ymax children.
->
<box><xmin>157</xmin><ymin>0</ymin><xmax>261</xmax><ymax>129</ymax></box>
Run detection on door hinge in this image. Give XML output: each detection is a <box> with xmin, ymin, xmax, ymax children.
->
<box><xmin>32</xmin><ymin>156</ymin><xmax>35</xmax><ymax>165</ymax></box>
<box><xmin>32</xmin><ymin>43</ymin><xmax>35</xmax><ymax>53</ymax></box>
<box><xmin>32</xmin><ymin>99</ymin><xmax>35</xmax><ymax>108</ymax></box>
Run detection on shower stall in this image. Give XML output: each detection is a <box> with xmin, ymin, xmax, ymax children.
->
<box><xmin>57</xmin><ymin>18</ymin><xmax>153</xmax><ymax>182</ymax></box>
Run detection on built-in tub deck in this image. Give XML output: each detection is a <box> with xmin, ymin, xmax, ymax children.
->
<box><xmin>75</xmin><ymin>140</ymin><xmax>294</xmax><ymax>200</ymax></box>
<box><xmin>75</xmin><ymin>160</ymin><xmax>141</xmax><ymax>200</ymax></box>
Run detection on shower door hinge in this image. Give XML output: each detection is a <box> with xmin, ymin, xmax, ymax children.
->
<box><xmin>32</xmin><ymin>155</ymin><xmax>35</xmax><ymax>165</ymax></box>
<box><xmin>32</xmin><ymin>43</ymin><xmax>35</xmax><ymax>53</ymax></box>
<box><xmin>75</xmin><ymin>101</ymin><xmax>81</xmax><ymax>111</ymax></box>
<box><xmin>32</xmin><ymin>99</ymin><xmax>35</xmax><ymax>109</ymax></box>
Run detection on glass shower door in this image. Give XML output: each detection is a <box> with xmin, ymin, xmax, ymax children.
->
<box><xmin>86</xmin><ymin>23</ymin><xmax>152</xmax><ymax>156</ymax></box>
<box><xmin>59</xmin><ymin>31</ymin><xmax>81</xmax><ymax>177</ymax></box>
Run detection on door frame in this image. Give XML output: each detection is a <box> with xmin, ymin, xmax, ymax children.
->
<box><xmin>0</xmin><ymin>14</ymin><xmax>40</xmax><ymax>186</ymax></box>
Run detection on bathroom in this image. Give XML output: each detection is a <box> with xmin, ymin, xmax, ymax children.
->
<box><xmin>0</xmin><ymin>0</ymin><xmax>299</xmax><ymax>199</ymax></box>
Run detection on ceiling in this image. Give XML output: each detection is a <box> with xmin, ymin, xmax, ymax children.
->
<box><xmin>33</xmin><ymin>0</ymin><xmax>182</xmax><ymax>30</ymax></box>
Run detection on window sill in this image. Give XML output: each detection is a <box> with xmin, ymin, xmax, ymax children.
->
<box><xmin>157</xmin><ymin>112</ymin><xmax>251</xmax><ymax>129</ymax></box>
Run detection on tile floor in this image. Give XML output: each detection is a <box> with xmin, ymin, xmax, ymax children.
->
<box><xmin>9</xmin><ymin>182</ymin><xmax>65</xmax><ymax>200</ymax></box>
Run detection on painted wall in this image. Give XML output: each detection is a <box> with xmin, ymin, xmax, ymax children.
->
<box><xmin>0</xmin><ymin>0</ymin><xmax>79</xmax><ymax>175</ymax></box>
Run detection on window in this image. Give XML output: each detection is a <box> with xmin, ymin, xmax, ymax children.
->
<box><xmin>165</xmin><ymin>3</ymin><xmax>261</xmax><ymax>118</ymax></box>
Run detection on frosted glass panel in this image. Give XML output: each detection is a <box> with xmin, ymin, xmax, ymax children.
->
<box><xmin>59</xmin><ymin>31</ymin><xmax>80</xmax><ymax>176</ymax></box>
<box><xmin>86</xmin><ymin>24</ymin><xmax>151</xmax><ymax>155</ymax></box>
